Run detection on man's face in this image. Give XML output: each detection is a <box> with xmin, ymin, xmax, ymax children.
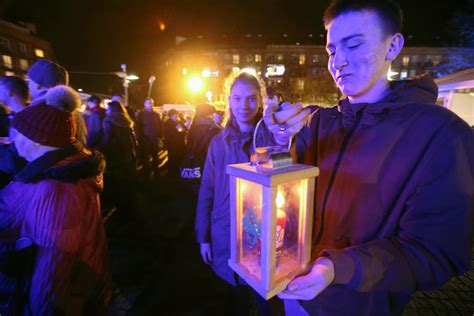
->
<box><xmin>326</xmin><ymin>10</ymin><xmax>392</xmax><ymax>103</ymax></box>
<box><xmin>144</xmin><ymin>100</ymin><xmax>153</xmax><ymax>109</ymax></box>
<box><xmin>88</xmin><ymin>101</ymin><xmax>98</xmax><ymax>109</ymax></box>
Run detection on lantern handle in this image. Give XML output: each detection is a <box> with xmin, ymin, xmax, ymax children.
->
<box><xmin>253</xmin><ymin>117</ymin><xmax>293</xmax><ymax>153</ymax></box>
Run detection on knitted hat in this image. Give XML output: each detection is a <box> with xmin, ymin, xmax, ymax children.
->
<box><xmin>12</xmin><ymin>86</ymin><xmax>80</xmax><ymax>147</ymax></box>
<box><xmin>27</xmin><ymin>59</ymin><xmax>69</xmax><ymax>88</ymax></box>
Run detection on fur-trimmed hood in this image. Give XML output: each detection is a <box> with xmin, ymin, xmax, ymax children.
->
<box><xmin>15</xmin><ymin>143</ymin><xmax>106</xmax><ymax>185</ymax></box>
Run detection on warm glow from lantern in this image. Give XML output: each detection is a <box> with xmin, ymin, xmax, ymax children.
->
<box><xmin>276</xmin><ymin>192</ymin><xmax>285</xmax><ymax>209</ymax></box>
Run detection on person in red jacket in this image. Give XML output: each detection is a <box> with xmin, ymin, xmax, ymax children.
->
<box><xmin>0</xmin><ymin>85</ymin><xmax>110</xmax><ymax>315</ymax></box>
<box><xmin>264</xmin><ymin>0</ymin><xmax>474</xmax><ymax>315</ymax></box>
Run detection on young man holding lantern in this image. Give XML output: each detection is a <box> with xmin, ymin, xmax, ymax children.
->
<box><xmin>264</xmin><ymin>0</ymin><xmax>474</xmax><ymax>315</ymax></box>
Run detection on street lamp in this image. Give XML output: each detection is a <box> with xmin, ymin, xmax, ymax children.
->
<box><xmin>115</xmin><ymin>64</ymin><xmax>139</xmax><ymax>107</ymax></box>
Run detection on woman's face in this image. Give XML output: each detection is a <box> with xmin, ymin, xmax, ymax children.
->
<box><xmin>14</xmin><ymin>131</ymin><xmax>37</xmax><ymax>162</ymax></box>
<box><xmin>229</xmin><ymin>81</ymin><xmax>261</xmax><ymax>129</ymax></box>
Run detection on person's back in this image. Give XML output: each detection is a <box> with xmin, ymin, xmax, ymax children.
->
<box><xmin>101</xmin><ymin>103</ymin><xmax>136</xmax><ymax>176</ymax></box>
<box><xmin>0</xmin><ymin>85</ymin><xmax>110</xmax><ymax>315</ymax></box>
<box><xmin>84</xmin><ymin>95</ymin><xmax>106</xmax><ymax>148</ymax></box>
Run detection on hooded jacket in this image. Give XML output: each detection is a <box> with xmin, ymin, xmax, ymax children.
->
<box><xmin>0</xmin><ymin>144</ymin><xmax>110</xmax><ymax>315</ymax></box>
<box><xmin>195</xmin><ymin>121</ymin><xmax>276</xmax><ymax>285</ymax></box>
<box><xmin>100</xmin><ymin>112</ymin><xmax>137</xmax><ymax>177</ymax></box>
<box><xmin>295</xmin><ymin>75</ymin><xmax>473</xmax><ymax>315</ymax></box>
<box><xmin>84</xmin><ymin>106</ymin><xmax>106</xmax><ymax>149</ymax></box>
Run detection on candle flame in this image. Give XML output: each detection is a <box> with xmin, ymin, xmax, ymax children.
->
<box><xmin>276</xmin><ymin>192</ymin><xmax>285</xmax><ymax>209</ymax></box>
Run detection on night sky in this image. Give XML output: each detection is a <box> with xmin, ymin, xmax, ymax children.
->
<box><xmin>0</xmin><ymin>0</ymin><xmax>471</xmax><ymax>99</ymax></box>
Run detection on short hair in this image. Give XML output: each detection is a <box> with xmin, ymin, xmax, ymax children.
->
<box><xmin>0</xmin><ymin>76</ymin><xmax>29</xmax><ymax>100</ymax></box>
<box><xmin>168</xmin><ymin>109</ymin><xmax>178</xmax><ymax>117</ymax></box>
<box><xmin>87</xmin><ymin>94</ymin><xmax>101</xmax><ymax>104</ymax></box>
<box><xmin>323</xmin><ymin>0</ymin><xmax>403</xmax><ymax>35</ymax></box>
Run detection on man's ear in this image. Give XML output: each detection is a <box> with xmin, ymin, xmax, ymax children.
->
<box><xmin>386</xmin><ymin>33</ymin><xmax>404</xmax><ymax>62</ymax></box>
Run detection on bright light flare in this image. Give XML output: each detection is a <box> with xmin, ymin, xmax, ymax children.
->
<box><xmin>159</xmin><ymin>21</ymin><xmax>166</xmax><ymax>31</ymax></box>
<box><xmin>126</xmin><ymin>75</ymin><xmax>139</xmax><ymax>80</ymax></box>
<box><xmin>202</xmin><ymin>69</ymin><xmax>211</xmax><ymax>77</ymax></box>
<box><xmin>188</xmin><ymin>77</ymin><xmax>203</xmax><ymax>93</ymax></box>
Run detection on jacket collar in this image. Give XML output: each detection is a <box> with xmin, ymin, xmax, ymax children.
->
<box><xmin>337</xmin><ymin>74</ymin><xmax>438</xmax><ymax>128</ymax></box>
<box><xmin>15</xmin><ymin>141</ymin><xmax>84</xmax><ymax>183</ymax></box>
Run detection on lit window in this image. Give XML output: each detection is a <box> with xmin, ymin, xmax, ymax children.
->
<box><xmin>232</xmin><ymin>54</ymin><xmax>240</xmax><ymax>65</ymax></box>
<box><xmin>2</xmin><ymin>55</ymin><xmax>12</xmax><ymax>68</ymax></box>
<box><xmin>402</xmin><ymin>56</ymin><xmax>410</xmax><ymax>67</ymax></box>
<box><xmin>34</xmin><ymin>49</ymin><xmax>44</xmax><ymax>58</ymax></box>
<box><xmin>297</xmin><ymin>79</ymin><xmax>305</xmax><ymax>90</ymax></box>
<box><xmin>299</xmin><ymin>54</ymin><xmax>306</xmax><ymax>65</ymax></box>
<box><xmin>182</xmin><ymin>67</ymin><xmax>187</xmax><ymax>75</ymax></box>
<box><xmin>400</xmin><ymin>70</ymin><xmax>408</xmax><ymax>79</ymax></box>
<box><xmin>246</xmin><ymin>54</ymin><xmax>253</xmax><ymax>63</ymax></box>
<box><xmin>409</xmin><ymin>69</ymin><xmax>417</xmax><ymax>77</ymax></box>
<box><xmin>255</xmin><ymin>54</ymin><xmax>262</xmax><ymax>62</ymax></box>
<box><xmin>277</xmin><ymin>54</ymin><xmax>284</xmax><ymax>62</ymax></box>
<box><xmin>20</xmin><ymin>59</ymin><xmax>28</xmax><ymax>70</ymax></box>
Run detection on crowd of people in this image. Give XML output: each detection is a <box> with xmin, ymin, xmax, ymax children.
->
<box><xmin>0</xmin><ymin>0</ymin><xmax>472</xmax><ymax>315</ymax></box>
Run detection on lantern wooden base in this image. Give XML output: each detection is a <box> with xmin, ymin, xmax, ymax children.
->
<box><xmin>229</xmin><ymin>257</ymin><xmax>306</xmax><ymax>300</ymax></box>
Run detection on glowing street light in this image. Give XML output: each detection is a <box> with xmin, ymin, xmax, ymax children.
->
<box><xmin>126</xmin><ymin>74</ymin><xmax>139</xmax><ymax>80</ymax></box>
<box><xmin>202</xmin><ymin>69</ymin><xmax>211</xmax><ymax>78</ymax></box>
<box><xmin>188</xmin><ymin>77</ymin><xmax>204</xmax><ymax>93</ymax></box>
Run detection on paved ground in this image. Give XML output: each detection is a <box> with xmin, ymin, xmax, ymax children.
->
<box><xmin>103</xmin><ymin>171</ymin><xmax>474</xmax><ymax>316</ymax></box>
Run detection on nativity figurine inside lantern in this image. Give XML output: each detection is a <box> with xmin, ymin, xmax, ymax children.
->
<box><xmin>226</xmin><ymin>146</ymin><xmax>319</xmax><ymax>299</ymax></box>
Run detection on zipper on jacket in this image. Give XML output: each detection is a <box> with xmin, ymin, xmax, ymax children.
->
<box><xmin>315</xmin><ymin>113</ymin><xmax>363</xmax><ymax>245</ymax></box>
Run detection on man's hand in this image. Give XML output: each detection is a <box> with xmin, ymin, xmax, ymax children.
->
<box><xmin>263</xmin><ymin>97</ymin><xmax>311</xmax><ymax>146</ymax></box>
<box><xmin>200</xmin><ymin>243</ymin><xmax>212</xmax><ymax>265</ymax></box>
<box><xmin>278</xmin><ymin>257</ymin><xmax>335</xmax><ymax>300</ymax></box>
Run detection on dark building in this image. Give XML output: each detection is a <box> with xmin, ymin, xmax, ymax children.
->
<box><xmin>0</xmin><ymin>19</ymin><xmax>57</xmax><ymax>78</ymax></box>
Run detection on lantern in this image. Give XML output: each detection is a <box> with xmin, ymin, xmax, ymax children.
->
<box><xmin>227</xmin><ymin>161</ymin><xmax>319</xmax><ymax>299</ymax></box>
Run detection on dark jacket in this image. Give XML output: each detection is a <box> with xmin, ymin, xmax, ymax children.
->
<box><xmin>163</xmin><ymin>118</ymin><xmax>186</xmax><ymax>153</ymax></box>
<box><xmin>195</xmin><ymin>122</ymin><xmax>276</xmax><ymax>285</ymax></box>
<box><xmin>0</xmin><ymin>145</ymin><xmax>110</xmax><ymax>315</ymax></box>
<box><xmin>135</xmin><ymin>109</ymin><xmax>162</xmax><ymax>146</ymax></box>
<box><xmin>84</xmin><ymin>107</ymin><xmax>106</xmax><ymax>148</ymax></box>
<box><xmin>100</xmin><ymin>113</ymin><xmax>137</xmax><ymax>178</ymax></box>
<box><xmin>182</xmin><ymin>117</ymin><xmax>221</xmax><ymax>180</ymax></box>
<box><xmin>295</xmin><ymin>75</ymin><xmax>474</xmax><ymax>315</ymax></box>
<box><xmin>0</xmin><ymin>144</ymin><xmax>27</xmax><ymax>188</ymax></box>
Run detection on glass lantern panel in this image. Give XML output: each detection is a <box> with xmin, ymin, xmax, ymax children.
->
<box><xmin>238</xmin><ymin>178</ymin><xmax>263</xmax><ymax>281</ymax></box>
<box><xmin>274</xmin><ymin>179</ymin><xmax>307</xmax><ymax>281</ymax></box>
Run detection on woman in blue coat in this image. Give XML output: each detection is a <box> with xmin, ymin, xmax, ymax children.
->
<box><xmin>195</xmin><ymin>72</ymin><xmax>281</xmax><ymax>315</ymax></box>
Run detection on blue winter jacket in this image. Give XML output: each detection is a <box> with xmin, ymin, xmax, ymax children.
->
<box><xmin>195</xmin><ymin>122</ymin><xmax>276</xmax><ymax>285</ymax></box>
